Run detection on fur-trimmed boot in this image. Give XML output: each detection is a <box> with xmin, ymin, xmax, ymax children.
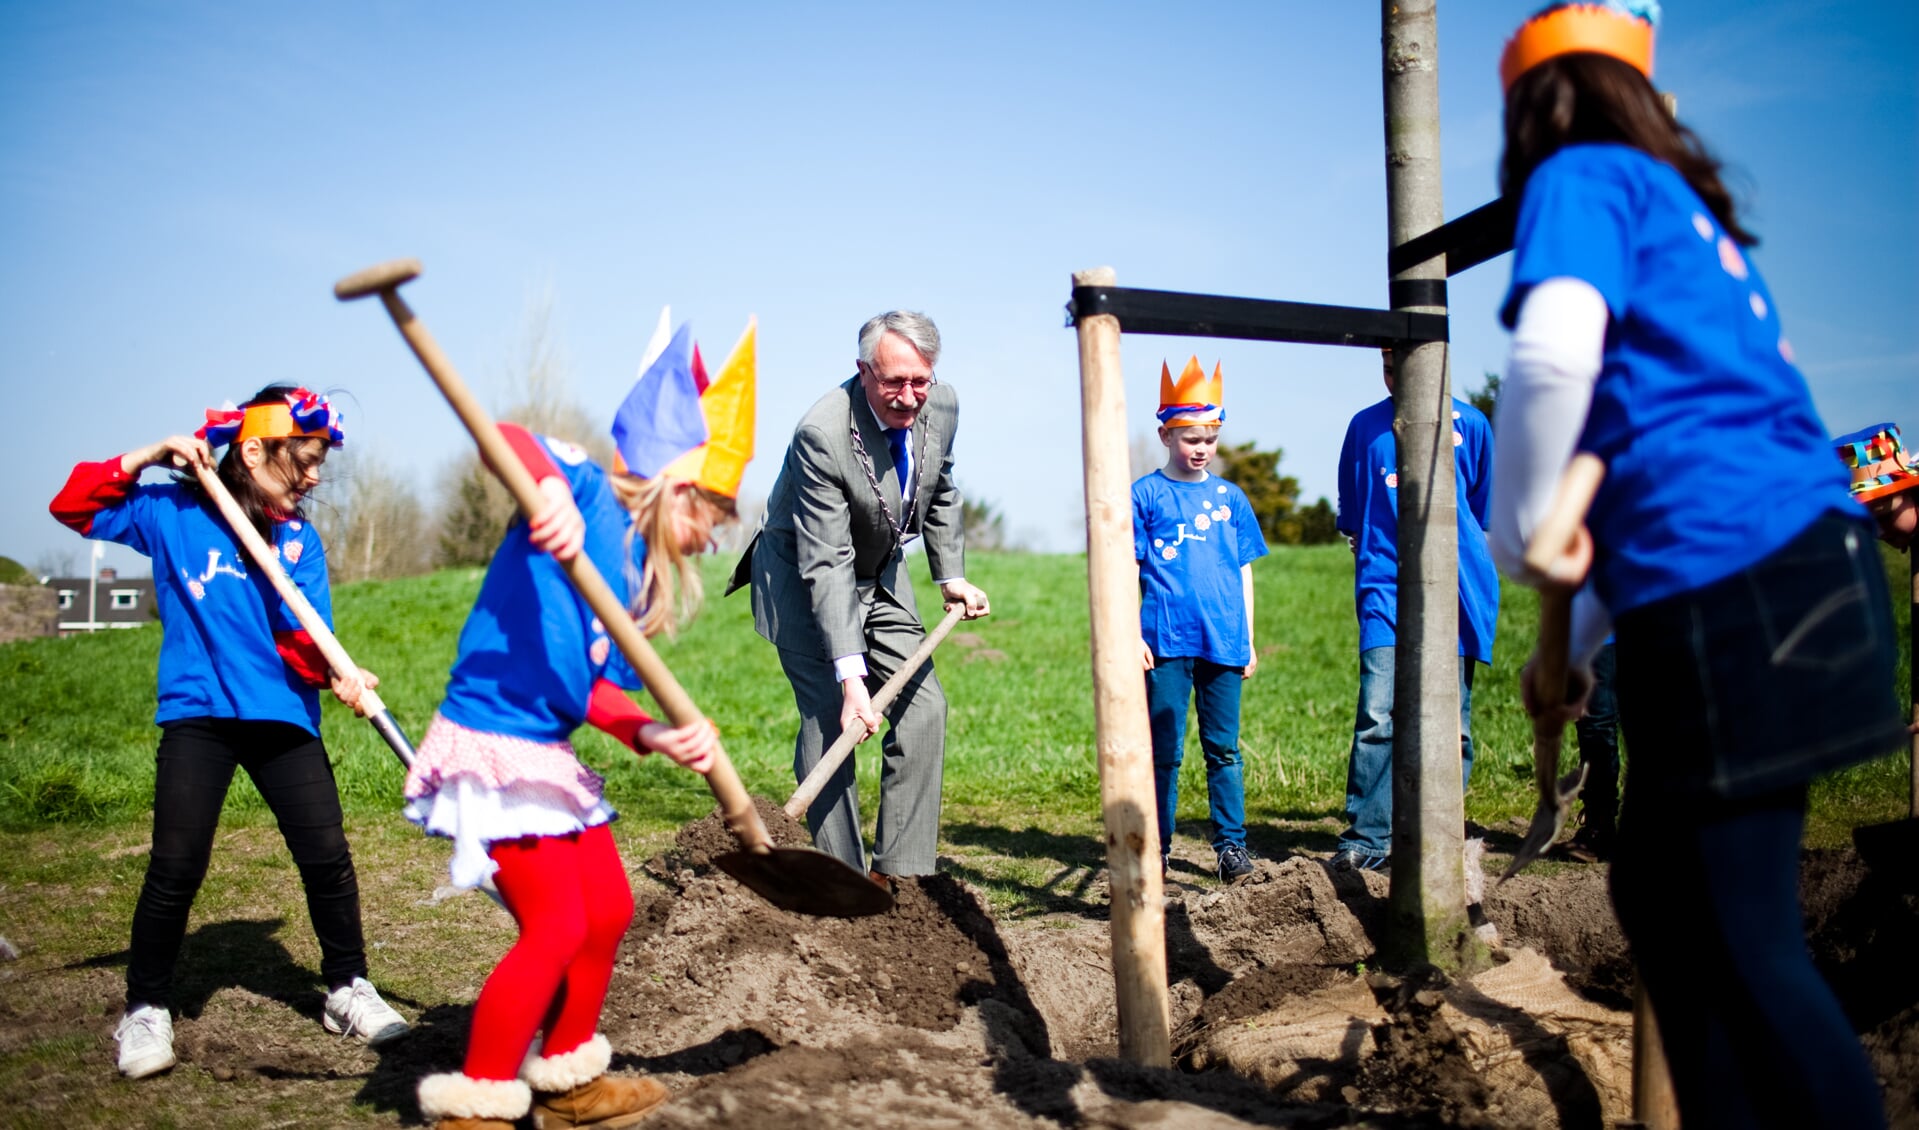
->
<box><xmin>523</xmin><ymin>1033</ymin><xmax>668</xmax><ymax>1129</ymax></box>
<box><xmin>416</xmin><ymin>1071</ymin><xmax>531</xmax><ymax>1130</ymax></box>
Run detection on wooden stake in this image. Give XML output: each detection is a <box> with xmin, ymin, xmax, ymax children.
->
<box><xmin>1632</xmin><ymin>977</ymin><xmax>1681</xmax><ymax>1128</ymax></box>
<box><xmin>1073</xmin><ymin>265</ymin><xmax>1172</xmax><ymax>1067</ymax></box>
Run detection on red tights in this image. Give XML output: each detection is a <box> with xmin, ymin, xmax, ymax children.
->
<box><xmin>463</xmin><ymin>823</ymin><xmax>634</xmax><ymax>1081</ymax></box>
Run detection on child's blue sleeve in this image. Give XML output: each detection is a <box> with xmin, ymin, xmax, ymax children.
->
<box><xmin>1234</xmin><ymin>486</ymin><xmax>1269</xmax><ymax>566</ymax></box>
<box><xmin>1131</xmin><ymin>481</ymin><xmax>1149</xmax><ymax>564</ymax></box>
<box><xmin>1501</xmin><ymin>149</ymin><xmax>1635</xmax><ymax>327</ymax></box>
<box><xmin>277</xmin><ymin>523</ymin><xmax>333</xmax><ymax>634</ymax></box>
<box><xmin>1462</xmin><ymin>407</ymin><xmax>1494</xmax><ymax>530</ymax></box>
<box><xmin>85</xmin><ymin>487</ymin><xmax>155</xmax><ymax>558</ymax></box>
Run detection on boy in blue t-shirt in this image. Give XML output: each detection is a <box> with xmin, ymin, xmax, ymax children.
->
<box><xmin>1333</xmin><ymin>349</ymin><xmax>1499</xmax><ymax>871</ymax></box>
<box><xmin>1134</xmin><ymin>358</ymin><xmax>1269</xmax><ymax>884</ymax></box>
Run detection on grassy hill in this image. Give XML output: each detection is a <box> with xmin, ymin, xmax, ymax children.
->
<box><xmin>0</xmin><ymin>547</ymin><xmax>1909</xmax><ymax>847</ymax></box>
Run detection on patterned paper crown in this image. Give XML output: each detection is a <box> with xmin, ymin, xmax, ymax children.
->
<box><xmin>1157</xmin><ymin>357</ymin><xmax>1224</xmax><ymax>428</ymax></box>
<box><xmin>611</xmin><ymin>307</ymin><xmax>757</xmax><ymax>498</ymax></box>
<box><xmin>196</xmin><ymin>387</ymin><xmax>345</xmax><ymax>449</ymax></box>
<box><xmin>1501</xmin><ymin>2</ymin><xmax>1659</xmax><ymax>92</ymax></box>
<box><xmin>1833</xmin><ymin>422</ymin><xmax>1919</xmax><ymax>503</ymax></box>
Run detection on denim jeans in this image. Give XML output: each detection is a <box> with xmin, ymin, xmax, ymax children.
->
<box><xmin>127</xmin><ymin>718</ymin><xmax>367</xmax><ymax>1010</ymax></box>
<box><xmin>1146</xmin><ymin>657</ymin><xmax>1245</xmax><ymax>854</ymax></box>
<box><xmin>1607</xmin><ymin>511</ymin><xmax>1899</xmax><ymax>1128</ymax></box>
<box><xmin>1573</xmin><ymin>642</ymin><xmax>1620</xmax><ymax>842</ymax></box>
<box><xmin>1337</xmin><ymin>646</ymin><xmax>1476</xmax><ymax>858</ymax></box>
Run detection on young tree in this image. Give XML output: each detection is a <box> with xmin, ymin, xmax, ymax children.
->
<box><xmin>1468</xmin><ymin>371</ymin><xmax>1502</xmax><ymax>428</ymax></box>
<box><xmin>1213</xmin><ymin>440</ymin><xmax>1337</xmax><ymax>547</ymax></box>
<box><xmin>960</xmin><ymin>495</ymin><xmax>1008</xmax><ymax>551</ymax></box>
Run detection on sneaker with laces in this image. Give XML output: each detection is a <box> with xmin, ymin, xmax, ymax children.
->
<box><xmin>1331</xmin><ymin>846</ymin><xmax>1390</xmax><ymax>873</ymax></box>
<box><xmin>1216</xmin><ymin>844</ymin><xmax>1255</xmax><ymax>884</ymax></box>
<box><xmin>323</xmin><ymin>977</ymin><xmax>409</xmax><ymax>1046</ymax></box>
<box><xmin>115</xmin><ymin>1004</ymin><xmax>177</xmax><ymax>1079</ymax></box>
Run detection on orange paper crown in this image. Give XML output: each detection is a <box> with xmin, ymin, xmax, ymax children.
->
<box><xmin>1500</xmin><ymin>4</ymin><xmax>1655</xmax><ymax>92</ymax></box>
<box><xmin>1157</xmin><ymin>357</ymin><xmax>1224</xmax><ymax>428</ymax></box>
<box><xmin>657</xmin><ymin>318</ymin><xmax>757</xmax><ymax>498</ymax></box>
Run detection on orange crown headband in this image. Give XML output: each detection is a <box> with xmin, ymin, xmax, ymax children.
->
<box><xmin>1501</xmin><ymin>4</ymin><xmax>1656</xmax><ymax>92</ymax></box>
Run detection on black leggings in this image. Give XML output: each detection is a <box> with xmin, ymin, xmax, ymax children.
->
<box><xmin>126</xmin><ymin>718</ymin><xmax>367</xmax><ymax>1010</ymax></box>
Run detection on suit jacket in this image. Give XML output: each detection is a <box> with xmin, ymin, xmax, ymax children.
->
<box><xmin>727</xmin><ymin>377</ymin><xmax>964</xmax><ymax>660</ymax></box>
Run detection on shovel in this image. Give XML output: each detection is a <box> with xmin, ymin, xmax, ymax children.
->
<box><xmin>784</xmin><ymin>604</ymin><xmax>964</xmax><ymax>821</ymax></box>
<box><xmin>1501</xmin><ymin>453</ymin><xmax>1604</xmax><ymax>883</ymax></box>
<box><xmin>188</xmin><ymin>460</ymin><xmax>507</xmax><ymax>908</ymax></box>
<box><xmin>335</xmin><ymin>257</ymin><xmax>891</xmax><ymax>919</ymax></box>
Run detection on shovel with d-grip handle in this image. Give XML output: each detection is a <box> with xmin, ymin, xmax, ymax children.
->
<box><xmin>1500</xmin><ymin>451</ymin><xmax>1603</xmax><ymax>884</ymax></box>
<box><xmin>334</xmin><ymin>258</ymin><xmax>892</xmax><ymax>919</ymax></box>
<box><xmin>186</xmin><ymin>457</ymin><xmax>507</xmax><ymax>908</ymax></box>
<box><xmin>1496</xmin><ymin>451</ymin><xmax>1679</xmax><ymax>1128</ymax></box>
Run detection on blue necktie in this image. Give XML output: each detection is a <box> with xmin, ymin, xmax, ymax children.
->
<box><xmin>886</xmin><ymin>427</ymin><xmax>910</xmax><ymax>496</ymax></box>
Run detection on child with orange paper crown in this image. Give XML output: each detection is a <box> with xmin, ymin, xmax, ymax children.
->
<box><xmin>406</xmin><ymin>314</ymin><xmax>754</xmax><ymax>1130</ymax></box>
<box><xmin>1488</xmin><ymin>4</ymin><xmax>1903</xmax><ymax>1124</ymax></box>
<box><xmin>48</xmin><ymin>385</ymin><xmax>409</xmax><ymax>1080</ymax></box>
<box><xmin>1133</xmin><ymin>358</ymin><xmax>1268</xmax><ymax>884</ymax></box>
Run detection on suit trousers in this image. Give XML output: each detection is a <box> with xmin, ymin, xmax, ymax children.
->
<box><xmin>778</xmin><ymin>586</ymin><xmax>947</xmax><ymax>875</ymax></box>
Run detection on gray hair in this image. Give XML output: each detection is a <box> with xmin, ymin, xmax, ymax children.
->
<box><xmin>857</xmin><ymin>310</ymin><xmax>941</xmax><ymax>368</ymax></box>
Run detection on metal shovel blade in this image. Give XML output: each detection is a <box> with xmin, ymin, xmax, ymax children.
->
<box><xmin>1501</xmin><ymin>763</ymin><xmax>1590</xmax><ymax>883</ymax></box>
<box><xmin>714</xmin><ymin>846</ymin><xmax>895</xmax><ymax>918</ymax></box>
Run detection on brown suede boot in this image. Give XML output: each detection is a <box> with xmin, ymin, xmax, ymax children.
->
<box><xmin>417</xmin><ymin>1071</ymin><xmax>530</xmax><ymax>1130</ymax></box>
<box><xmin>523</xmin><ymin>1034</ymin><xmax>669</xmax><ymax>1129</ymax></box>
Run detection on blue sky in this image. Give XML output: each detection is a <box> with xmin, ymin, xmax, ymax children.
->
<box><xmin>4</xmin><ymin>1</ymin><xmax>1913</xmax><ymax>577</ymax></box>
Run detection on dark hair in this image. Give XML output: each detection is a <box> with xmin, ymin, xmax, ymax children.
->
<box><xmin>181</xmin><ymin>383</ymin><xmax>331</xmax><ymax>542</ymax></box>
<box><xmin>1501</xmin><ymin>53</ymin><xmax>1755</xmax><ymax>247</ymax></box>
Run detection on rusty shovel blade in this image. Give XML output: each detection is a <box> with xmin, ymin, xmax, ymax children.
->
<box><xmin>714</xmin><ymin>846</ymin><xmax>895</xmax><ymax>918</ymax></box>
<box><xmin>1501</xmin><ymin>763</ymin><xmax>1590</xmax><ymax>883</ymax></box>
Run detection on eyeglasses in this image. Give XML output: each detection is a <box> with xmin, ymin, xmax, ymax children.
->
<box><xmin>862</xmin><ymin>363</ymin><xmax>936</xmax><ymax>396</ymax></box>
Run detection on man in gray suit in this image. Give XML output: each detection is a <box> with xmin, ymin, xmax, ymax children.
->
<box><xmin>726</xmin><ymin>310</ymin><xmax>990</xmax><ymax>886</ymax></box>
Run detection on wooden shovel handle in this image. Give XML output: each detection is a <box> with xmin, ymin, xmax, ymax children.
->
<box><xmin>371</xmin><ymin>286</ymin><xmax>772</xmax><ymax>853</ymax></box>
<box><xmin>783</xmin><ymin>604</ymin><xmax>965</xmax><ymax>820</ymax></box>
<box><xmin>191</xmin><ymin>463</ymin><xmax>388</xmax><ymax>719</ymax></box>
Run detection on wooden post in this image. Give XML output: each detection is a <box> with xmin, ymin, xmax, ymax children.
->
<box><xmin>1381</xmin><ymin>0</ymin><xmax>1478</xmax><ymax>970</ymax></box>
<box><xmin>1073</xmin><ymin>265</ymin><xmax>1172</xmax><ymax>1067</ymax></box>
<box><xmin>1632</xmin><ymin>978</ymin><xmax>1681</xmax><ymax>1128</ymax></box>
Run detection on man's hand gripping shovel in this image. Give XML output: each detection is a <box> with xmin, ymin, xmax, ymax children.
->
<box><xmin>335</xmin><ymin>258</ymin><xmax>892</xmax><ymax>919</ymax></box>
<box><xmin>1501</xmin><ymin>453</ymin><xmax>1606</xmax><ymax>883</ymax></box>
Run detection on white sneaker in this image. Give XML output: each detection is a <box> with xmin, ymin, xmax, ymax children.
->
<box><xmin>322</xmin><ymin>977</ymin><xmax>409</xmax><ymax>1046</ymax></box>
<box><xmin>114</xmin><ymin>1004</ymin><xmax>177</xmax><ymax>1079</ymax></box>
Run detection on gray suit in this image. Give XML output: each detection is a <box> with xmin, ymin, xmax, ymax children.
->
<box><xmin>726</xmin><ymin>377</ymin><xmax>964</xmax><ymax>874</ymax></box>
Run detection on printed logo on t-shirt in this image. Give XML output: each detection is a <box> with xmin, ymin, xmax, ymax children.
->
<box><xmin>1152</xmin><ymin>487</ymin><xmax>1235</xmax><ymax>561</ymax></box>
<box><xmin>1383</xmin><ymin>466</ymin><xmax>1399</xmax><ymax>489</ymax></box>
<box><xmin>590</xmin><ymin>636</ymin><xmax>610</xmax><ymax>666</ymax></box>
<box><xmin>284</xmin><ymin>541</ymin><xmax>304</xmax><ymax>565</ymax></box>
<box><xmin>183</xmin><ymin>548</ymin><xmax>248</xmax><ymax>601</ymax></box>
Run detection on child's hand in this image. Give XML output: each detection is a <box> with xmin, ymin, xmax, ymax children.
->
<box><xmin>126</xmin><ymin>436</ymin><xmax>213</xmax><ymax>476</ymax></box>
<box><xmin>527</xmin><ymin>476</ymin><xmax>585</xmax><ymax>561</ymax></box>
<box><xmin>638</xmin><ymin>718</ymin><xmax>718</xmax><ymax>773</ymax></box>
<box><xmin>1519</xmin><ymin>653</ymin><xmax>1591</xmax><ymax>728</ymax></box>
<box><xmin>1242</xmin><ymin>650</ymin><xmax>1258</xmax><ymax>679</ymax></box>
<box><xmin>330</xmin><ymin>666</ymin><xmax>380</xmax><ymax>717</ymax></box>
<box><xmin>1140</xmin><ymin>640</ymin><xmax>1155</xmax><ymax>671</ymax></box>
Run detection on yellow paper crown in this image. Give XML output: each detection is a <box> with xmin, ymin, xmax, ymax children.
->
<box><xmin>1501</xmin><ymin>4</ymin><xmax>1655</xmax><ymax>91</ymax></box>
<box><xmin>658</xmin><ymin>318</ymin><xmax>757</xmax><ymax>497</ymax></box>
<box><xmin>1156</xmin><ymin>356</ymin><xmax>1224</xmax><ymax>427</ymax></box>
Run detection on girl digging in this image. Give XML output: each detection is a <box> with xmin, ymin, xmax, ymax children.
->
<box><xmin>1490</xmin><ymin>4</ymin><xmax>1904</xmax><ymax>1125</ymax></box>
<box><xmin>49</xmin><ymin>384</ymin><xmax>408</xmax><ymax>1080</ymax></box>
<box><xmin>408</xmin><ymin>318</ymin><xmax>754</xmax><ymax>1130</ymax></box>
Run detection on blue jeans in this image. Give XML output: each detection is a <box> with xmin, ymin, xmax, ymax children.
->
<box><xmin>1608</xmin><ymin>511</ymin><xmax>1898</xmax><ymax>1128</ymax></box>
<box><xmin>1146</xmin><ymin>657</ymin><xmax>1245</xmax><ymax>853</ymax></box>
<box><xmin>1337</xmin><ymin>646</ymin><xmax>1475</xmax><ymax>858</ymax></box>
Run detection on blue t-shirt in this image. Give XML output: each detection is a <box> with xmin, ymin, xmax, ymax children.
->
<box><xmin>438</xmin><ymin>435</ymin><xmax>646</xmax><ymax>742</ymax></box>
<box><xmin>1336</xmin><ymin>396</ymin><xmax>1500</xmax><ymax>665</ymax></box>
<box><xmin>1133</xmin><ymin>471</ymin><xmax>1269</xmax><ymax>667</ymax></box>
<box><xmin>88</xmin><ymin>482</ymin><xmax>332</xmax><ymax>734</ymax></box>
<box><xmin>1502</xmin><ymin>144</ymin><xmax>1858</xmax><ymax>614</ymax></box>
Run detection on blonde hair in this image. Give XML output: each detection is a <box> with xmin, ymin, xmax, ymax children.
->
<box><xmin>608</xmin><ymin>473</ymin><xmax>735</xmax><ymax>638</ymax></box>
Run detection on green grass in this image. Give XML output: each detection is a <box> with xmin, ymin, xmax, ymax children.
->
<box><xmin>0</xmin><ymin>546</ymin><xmax>1910</xmax><ymax>852</ymax></box>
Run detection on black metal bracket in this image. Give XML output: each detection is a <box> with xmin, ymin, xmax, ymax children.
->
<box><xmin>1387</xmin><ymin>196</ymin><xmax>1516</xmax><ymax>277</ymax></box>
<box><xmin>1066</xmin><ymin>286</ymin><xmax>1447</xmax><ymax>349</ymax></box>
